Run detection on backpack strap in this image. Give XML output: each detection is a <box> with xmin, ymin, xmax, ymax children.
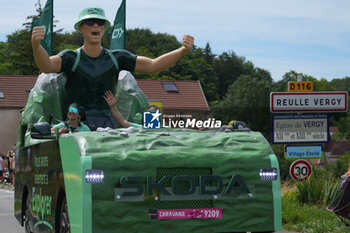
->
<box><xmin>71</xmin><ymin>47</ymin><xmax>81</xmax><ymax>72</ymax></box>
<box><xmin>106</xmin><ymin>49</ymin><xmax>119</xmax><ymax>70</ymax></box>
<box><xmin>72</xmin><ymin>48</ymin><xmax>119</xmax><ymax>72</ymax></box>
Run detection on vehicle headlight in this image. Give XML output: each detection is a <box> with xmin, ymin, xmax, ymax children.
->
<box><xmin>259</xmin><ymin>168</ymin><xmax>278</xmax><ymax>181</ymax></box>
<box><xmin>85</xmin><ymin>169</ymin><xmax>104</xmax><ymax>183</ymax></box>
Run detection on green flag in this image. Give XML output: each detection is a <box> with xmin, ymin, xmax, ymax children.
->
<box><xmin>110</xmin><ymin>0</ymin><xmax>126</xmax><ymax>50</ymax></box>
<box><xmin>31</xmin><ymin>0</ymin><xmax>53</xmax><ymax>55</ymax></box>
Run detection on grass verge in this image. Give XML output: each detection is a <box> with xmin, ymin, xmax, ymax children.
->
<box><xmin>282</xmin><ymin>196</ymin><xmax>349</xmax><ymax>233</ymax></box>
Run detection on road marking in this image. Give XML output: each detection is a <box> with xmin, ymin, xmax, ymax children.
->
<box><xmin>0</xmin><ymin>189</ymin><xmax>14</xmax><ymax>194</ymax></box>
<box><xmin>0</xmin><ymin>213</ymin><xmax>13</xmax><ymax>216</ymax></box>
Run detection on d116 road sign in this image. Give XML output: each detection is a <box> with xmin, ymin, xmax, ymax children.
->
<box><xmin>288</xmin><ymin>81</ymin><xmax>313</xmax><ymax>92</ymax></box>
<box><xmin>289</xmin><ymin>159</ymin><xmax>312</xmax><ymax>182</ymax></box>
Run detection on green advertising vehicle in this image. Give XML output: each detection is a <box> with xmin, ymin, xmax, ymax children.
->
<box><xmin>14</xmin><ymin>72</ymin><xmax>282</xmax><ymax>233</ymax></box>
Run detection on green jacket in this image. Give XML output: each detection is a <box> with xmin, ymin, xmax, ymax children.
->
<box><xmin>52</xmin><ymin>121</ymin><xmax>91</xmax><ymax>133</ymax></box>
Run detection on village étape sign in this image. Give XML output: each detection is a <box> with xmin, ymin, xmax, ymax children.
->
<box><xmin>285</xmin><ymin>145</ymin><xmax>323</xmax><ymax>159</ymax></box>
<box><xmin>272</xmin><ymin>114</ymin><xmax>329</xmax><ymax>144</ymax></box>
<box><xmin>270</xmin><ymin>91</ymin><xmax>348</xmax><ymax>113</ymax></box>
<box><xmin>289</xmin><ymin>159</ymin><xmax>312</xmax><ymax>182</ymax></box>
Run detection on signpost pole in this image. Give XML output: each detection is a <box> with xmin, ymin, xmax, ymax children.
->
<box><xmin>297</xmin><ymin>73</ymin><xmax>302</xmax><ymax>82</ymax></box>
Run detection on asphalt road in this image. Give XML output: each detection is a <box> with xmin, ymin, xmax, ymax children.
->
<box><xmin>0</xmin><ymin>189</ymin><xmax>23</xmax><ymax>233</ymax></box>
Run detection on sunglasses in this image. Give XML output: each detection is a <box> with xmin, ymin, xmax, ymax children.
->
<box><xmin>84</xmin><ymin>19</ymin><xmax>105</xmax><ymax>27</ymax></box>
<box><xmin>68</xmin><ymin>107</ymin><xmax>79</xmax><ymax>114</ymax></box>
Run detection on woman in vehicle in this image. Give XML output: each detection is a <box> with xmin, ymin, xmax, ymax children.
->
<box><xmin>51</xmin><ymin>103</ymin><xmax>91</xmax><ymax>134</ymax></box>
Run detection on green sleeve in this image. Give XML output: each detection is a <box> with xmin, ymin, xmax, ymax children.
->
<box><xmin>52</xmin><ymin>122</ymin><xmax>65</xmax><ymax>130</ymax></box>
<box><xmin>130</xmin><ymin>123</ymin><xmax>142</xmax><ymax>129</ymax></box>
<box><xmin>113</xmin><ymin>50</ymin><xmax>137</xmax><ymax>72</ymax></box>
<box><xmin>57</xmin><ymin>49</ymin><xmax>76</xmax><ymax>74</ymax></box>
<box><xmin>80</xmin><ymin>123</ymin><xmax>91</xmax><ymax>132</ymax></box>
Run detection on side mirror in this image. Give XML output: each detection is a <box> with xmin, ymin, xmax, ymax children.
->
<box><xmin>31</xmin><ymin>122</ymin><xmax>52</xmax><ymax>139</ymax></box>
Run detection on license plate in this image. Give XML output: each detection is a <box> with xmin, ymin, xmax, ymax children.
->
<box><xmin>157</xmin><ymin>208</ymin><xmax>222</xmax><ymax>219</ymax></box>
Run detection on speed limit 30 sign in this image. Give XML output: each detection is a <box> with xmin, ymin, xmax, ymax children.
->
<box><xmin>289</xmin><ymin>159</ymin><xmax>312</xmax><ymax>181</ymax></box>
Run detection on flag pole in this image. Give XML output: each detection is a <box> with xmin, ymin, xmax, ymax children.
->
<box><xmin>124</xmin><ymin>0</ymin><xmax>126</xmax><ymax>49</ymax></box>
<box><xmin>50</xmin><ymin>0</ymin><xmax>53</xmax><ymax>55</ymax></box>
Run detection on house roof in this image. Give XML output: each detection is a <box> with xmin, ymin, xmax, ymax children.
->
<box><xmin>325</xmin><ymin>140</ymin><xmax>350</xmax><ymax>158</ymax></box>
<box><xmin>136</xmin><ymin>80</ymin><xmax>209</xmax><ymax>111</ymax></box>
<box><xmin>0</xmin><ymin>75</ymin><xmax>37</xmax><ymax>108</ymax></box>
<box><xmin>0</xmin><ymin>75</ymin><xmax>210</xmax><ymax>111</ymax></box>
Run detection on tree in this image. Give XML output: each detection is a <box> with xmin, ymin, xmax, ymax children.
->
<box><xmin>272</xmin><ymin>70</ymin><xmax>298</xmax><ymax>92</ymax></box>
<box><xmin>6</xmin><ymin>29</ymin><xmax>38</xmax><ymax>75</ymax></box>
<box><xmin>124</xmin><ymin>28</ymin><xmax>181</xmax><ymax>80</ymax></box>
<box><xmin>122</xmin><ymin>29</ymin><xmax>221</xmax><ymax>101</ymax></box>
<box><xmin>252</xmin><ymin>68</ymin><xmax>273</xmax><ymax>82</ymax></box>
<box><xmin>211</xmin><ymin>75</ymin><xmax>273</xmax><ymax>138</ymax></box>
<box><xmin>23</xmin><ymin>0</ymin><xmax>43</xmax><ymax>30</ymax></box>
<box><xmin>179</xmin><ymin>47</ymin><xmax>219</xmax><ymax>101</ymax></box>
<box><xmin>275</xmin><ymin>70</ymin><xmax>336</xmax><ymax>92</ymax></box>
<box><xmin>126</xmin><ymin>28</ymin><xmax>180</xmax><ymax>58</ymax></box>
<box><xmin>23</xmin><ymin>0</ymin><xmax>61</xmax><ymax>32</ymax></box>
<box><xmin>331</xmin><ymin>77</ymin><xmax>350</xmax><ymax>92</ymax></box>
<box><xmin>312</xmin><ymin>78</ymin><xmax>336</xmax><ymax>91</ymax></box>
<box><xmin>214</xmin><ymin>52</ymin><xmax>246</xmax><ymax>99</ymax></box>
<box><xmin>0</xmin><ymin>42</ymin><xmax>12</xmax><ymax>74</ymax></box>
<box><xmin>203</xmin><ymin>42</ymin><xmax>215</xmax><ymax>65</ymax></box>
<box><xmin>333</xmin><ymin>112</ymin><xmax>350</xmax><ymax>140</ymax></box>
<box><xmin>53</xmin><ymin>31</ymin><xmax>82</xmax><ymax>53</ymax></box>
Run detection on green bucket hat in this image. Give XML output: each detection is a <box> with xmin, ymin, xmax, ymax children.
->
<box><xmin>74</xmin><ymin>7</ymin><xmax>111</xmax><ymax>30</ymax></box>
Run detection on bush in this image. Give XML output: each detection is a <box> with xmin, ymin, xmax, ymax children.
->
<box><xmin>271</xmin><ymin>144</ymin><xmax>293</xmax><ymax>181</ymax></box>
<box><xmin>295</xmin><ymin>167</ymin><xmax>340</xmax><ymax>206</ymax></box>
<box><xmin>282</xmin><ymin>187</ymin><xmax>349</xmax><ymax>233</ymax></box>
<box><xmin>282</xmin><ymin>157</ymin><xmax>349</xmax><ymax>232</ymax></box>
<box><xmin>325</xmin><ymin>151</ymin><xmax>350</xmax><ymax>178</ymax></box>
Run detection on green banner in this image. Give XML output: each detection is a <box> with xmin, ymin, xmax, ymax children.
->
<box><xmin>31</xmin><ymin>0</ymin><xmax>53</xmax><ymax>55</ymax></box>
<box><xmin>110</xmin><ymin>0</ymin><xmax>125</xmax><ymax>50</ymax></box>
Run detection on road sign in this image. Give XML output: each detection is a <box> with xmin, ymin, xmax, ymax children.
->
<box><xmin>289</xmin><ymin>160</ymin><xmax>312</xmax><ymax>181</ymax></box>
<box><xmin>270</xmin><ymin>91</ymin><xmax>348</xmax><ymax>113</ymax></box>
<box><xmin>149</xmin><ymin>100</ymin><xmax>164</xmax><ymax>112</ymax></box>
<box><xmin>272</xmin><ymin>114</ymin><xmax>329</xmax><ymax>144</ymax></box>
<box><xmin>288</xmin><ymin>81</ymin><xmax>313</xmax><ymax>92</ymax></box>
<box><xmin>285</xmin><ymin>145</ymin><xmax>323</xmax><ymax>159</ymax></box>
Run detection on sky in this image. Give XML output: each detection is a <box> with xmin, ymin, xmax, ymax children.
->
<box><xmin>1</xmin><ymin>0</ymin><xmax>350</xmax><ymax>81</ymax></box>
